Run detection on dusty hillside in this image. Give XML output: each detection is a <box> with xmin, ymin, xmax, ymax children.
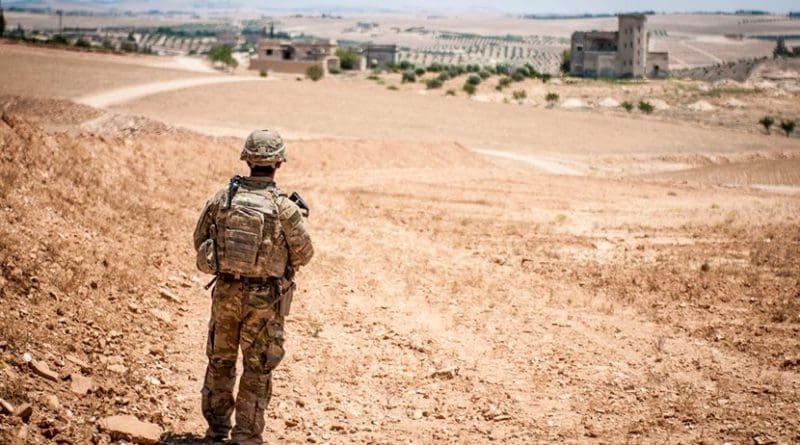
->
<box><xmin>1</xmin><ymin>96</ymin><xmax>798</xmax><ymax>445</ymax></box>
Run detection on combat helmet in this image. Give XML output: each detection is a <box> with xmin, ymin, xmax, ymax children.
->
<box><xmin>240</xmin><ymin>129</ymin><xmax>287</xmax><ymax>166</ymax></box>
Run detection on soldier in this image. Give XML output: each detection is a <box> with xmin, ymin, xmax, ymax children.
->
<box><xmin>193</xmin><ymin>129</ymin><xmax>314</xmax><ymax>444</ymax></box>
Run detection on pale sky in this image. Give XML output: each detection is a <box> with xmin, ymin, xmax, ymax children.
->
<box><xmin>236</xmin><ymin>0</ymin><xmax>798</xmax><ymax>14</ymax></box>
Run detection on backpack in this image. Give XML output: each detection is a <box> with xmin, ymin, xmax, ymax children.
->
<box><xmin>214</xmin><ymin>177</ymin><xmax>288</xmax><ymax>278</ymax></box>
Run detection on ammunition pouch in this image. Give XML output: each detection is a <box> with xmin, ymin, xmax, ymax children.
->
<box><xmin>196</xmin><ymin>239</ymin><xmax>218</xmax><ymax>275</ymax></box>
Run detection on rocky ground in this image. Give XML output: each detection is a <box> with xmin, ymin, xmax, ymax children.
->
<box><xmin>0</xmin><ymin>94</ymin><xmax>798</xmax><ymax>444</ymax></box>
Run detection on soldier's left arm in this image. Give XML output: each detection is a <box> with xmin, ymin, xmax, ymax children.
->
<box><xmin>277</xmin><ymin>195</ymin><xmax>314</xmax><ymax>269</ymax></box>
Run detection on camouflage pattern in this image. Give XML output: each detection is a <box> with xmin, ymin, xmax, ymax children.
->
<box><xmin>194</xmin><ymin>174</ymin><xmax>313</xmax><ymax>444</ymax></box>
<box><xmin>240</xmin><ymin>129</ymin><xmax>287</xmax><ymax>166</ymax></box>
<box><xmin>202</xmin><ymin>276</ymin><xmax>285</xmax><ymax>445</ymax></box>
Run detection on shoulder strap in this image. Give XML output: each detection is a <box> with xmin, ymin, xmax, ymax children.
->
<box><xmin>224</xmin><ymin>175</ymin><xmax>245</xmax><ymax>210</ymax></box>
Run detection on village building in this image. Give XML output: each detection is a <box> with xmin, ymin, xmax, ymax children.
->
<box><xmin>569</xmin><ymin>14</ymin><xmax>669</xmax><ymax>79</ymax></box>
<box><xmin>249</xmin><ymin>38</ymin><xmax>340</xmax><ymax>74</ymax></box>
<box><xmin>359</xmin><ymin>44</ymin><xmax>398</xmax><ymax>69</ymax></box>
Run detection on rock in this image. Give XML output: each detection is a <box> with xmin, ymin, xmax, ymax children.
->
<box><xmin>98</xmin><ymin>415</ymin><xmax>163</xmax><ymax>445</ymax></box>
<box><xmin>687</xmin><ymin>100</ymin><xmax>715</xmax><ymax>112</ymax></box>
<box><xmin>30</xmin><ymin>359</ymin><xmax>59</xmax><ymax>382</ymax></box>
<box><xmin>149</xmin><ymin>308</ymin><xmax>173</xmax><ymax>323</ymax></box>
<box><xmin>45</xmin><ymin>394</ymin><xmax>60</xmax><ymax>411</ymax></box>
<box><xmin>648</xmin><ymin>99</ymin><xmax>671</xmax><ymax>111</ymax></box>
<box><xmin>69</xmin><ymin>373</ymin><xmax>95</xmax><ymax>395</ymax></box>
<box><xmin>108</xmin><ymin>364</ymin><xmax>127</xmax><ymax>374</ymax></box>
<box><xmin>430</xmin><ymin>366</ymin><xmax>460</xmax><ymax>380</ymax></box>
<box><xmin>559</xmin><ymin>98</ymin><xmax>587</xmax><ymax>109</ymax></box>
<box><xmin>13</xmin><ymin>403</ymin><xmax>33</xmax><ymax>422</ymax></box>
<box><xmin>22</xmin><ymin>352</ymin><xmax>33</xmax><ymax>363</ymax></box>
<box><xmin>0</xmin><ymin>398</ymin><xmax>14</xmax><ymax>414</ymax></box>
<box><xmin>598</xmin><ymin>97</ymin><xmax>619</xmax><ymax>108</ymax></box>
<box><xmin>724</xmin><ymin>98</ymin><xmax>745</xmax><ymax>108</ymax></box>
<box><xmin>65</xmin><ymin>354</ymin><xmax>90</xmax><ymax>370</ymax></box>
<box><xmin>159</xmin><ymin>288</ymin><xmax>181</xmax><ymax>303</ymax></box>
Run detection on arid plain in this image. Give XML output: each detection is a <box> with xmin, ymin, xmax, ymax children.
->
<box><xmin>1</xmin><ymin>38</ymin><xmax>799</xmax><ymax>445</ymax></box>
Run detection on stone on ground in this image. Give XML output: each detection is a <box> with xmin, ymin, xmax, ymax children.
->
<box><xmin>598</xmin><ymin>97</ymin><xmax>619</xmax><ymax>108</ymax></box>
<box><xmin>98</xmin><ymin>415</ymin><xmax>163</xmax><ymax>445</ymax></box>
<box><xmin>559</xmin><ymin>98</ymin><xmax>587</xmax><ymax>109</ymax></box>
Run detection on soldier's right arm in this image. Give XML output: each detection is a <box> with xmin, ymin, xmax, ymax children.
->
<box><xmin>193</xmin><ymin>189</ymin><xmax>226</xmax><ymax>251</ymax></box>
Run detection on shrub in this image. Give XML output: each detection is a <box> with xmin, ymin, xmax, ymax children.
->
<box><xmin>259</xmin><ymin>70</ymin><xmax>268</xmax><ymax>77</ymax></box>
<box><xmin>463</xmin><ymin>83</ymin><xmax>477</xmax><ymax>95</ymax></box>
<box><xmin>512</xmin><ymin>90</ymin><xmax>527</xmax><ymax>100</ymax></box>
<box><xmin>759</xmin><ymin>116</ymin><xmax>775</xmax><ymax>133</ymax></box>
<box><xmin>428</xmin><ymin>62</ymin><xmax>442</xmax><ymax>72</ymax></box>
<box><xmin>497</xmin><ymin>77</ymin><xmax>512</xmax><ymax>90</ymax></box>
<box><xmin>621</xmin><ymin>101</ymin><xmax>634</xmax><ymax>112</ymax></box>
<box><xmin>335</xmin><ymin>47</ymin><xmax>360</xmax><ymax>70</ymax></box>
<box><xmin>780</xmin><ymin>120</ymin><xmax>796</xmax><ymax>137</ymax></box>
<box><xmin>414</xmin><ymin>67</ymin><xmax>426</xmax><ymax>76</ymax></box>
<box><xmin>445</xmin><ymin>89</ymin><xmax>456</xmax><ymax>96</ymax></box>
<box><xmin>495</xmin><ymin>63</ymin><xmax>509</xmax><ymax>75</ymax></box>
<box><xmin>467</xmin><ymin>74</ymin><xmax>481</xmax><ymax>85</ymax></box>
<box><xmin>483</xmin><ymin>65</ymin><xmax>497</xmax><ymax>75</ymax></box>
<box><xmin>328</xmin><ymin>66</ymin><xmax>342</xmax><ymax>75</ymax></box>
<box><xmin>437</xmin><ymin>72</ymin><xmax>451</xmax><ymax>82</ymax></box>
<box><xmin>387</xmin><ymin>85</ymin><xmax>398</xmax><ymax>91</ymax></box>
<box><xmin>545</xmin><ymin>92</ymin><xmax>559</xmax><ymax>103</ymax></box>
<box><xmin>511</xmin><ymin>70</ymin><xmax>526</xmax><ymax>82</ymax></box>
<box><xmin>74</xmin><ymin>39</ymin><xmax>91</xmax><ymax>49</ymax></box>
<box><xmin>398</xmin><ymin>60</ymin><xmax>413</xmax><ymax>70</ymax></box>
<box><xmin>478</xmin><ymin>70</ymin><xmax>491</xmax><ymax>80</ymax></box>
<box><xmin>208</xmin><ymin>45</ymin><xmax>238</xmax><ymax>69</ymax></box>
<box><xmin>560</xmin><ymin>49</ymin><xmax>571</xmax><ymax>74</ymax></box>
<box><xmin>638</xmin><ymin>101</ymin><xmax>654</xmax><ymax>114</ymax></box>
<box><xmin>402</xmin><ymin>70</ymin><xmax>416</xmax><ymax>83</ymax></box>
<box><xmin>426</xmin><ymin>78</ymin><xmax>443</xmax><ymax>89</ymax></box>
<box><xmin>541</xmin><ymin>73</ymin><xmax>552</xmax><ymax>83</ymax></box>
<box><xmin>306</xmin><ymin>65</ymin><xmax>324</xmax><ymax>81</ymax></box>
<box><xmin>48</xmin><ymin>34</ymin><xmax>69</xmax><ymax>45</ymax></box>
<box><xmin>367</xmin><ymin>74</ymin><xmax>381</xmax><ymax>81</ymax></box>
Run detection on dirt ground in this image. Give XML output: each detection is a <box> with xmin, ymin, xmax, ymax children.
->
<box><xmin>0</xmin><ymin>44</ymin><xmax>799</xmax><ymax>445</ymax></box>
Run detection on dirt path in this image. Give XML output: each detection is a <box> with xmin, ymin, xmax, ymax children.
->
<box><xmin>74</xmin><ymin>76</ymin><xmax>268</xmax><ymax>108</ymax></box>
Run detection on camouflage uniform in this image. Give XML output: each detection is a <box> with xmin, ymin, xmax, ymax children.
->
<box><xmin>193</xmin><ymin>130</ymin><xmax>313</xmax><ymax>445</ymax></box>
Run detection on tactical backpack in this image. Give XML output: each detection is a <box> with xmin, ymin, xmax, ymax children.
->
<box><xmin>213</xmin><ymin>177</ymin><xmax>288</xmax><ymax>278</ymax></box>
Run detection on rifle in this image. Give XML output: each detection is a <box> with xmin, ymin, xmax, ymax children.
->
<box><xmin>289</xmin><ymin>191</ymin><xmax>310</xmax><ymax>218</ymax></box>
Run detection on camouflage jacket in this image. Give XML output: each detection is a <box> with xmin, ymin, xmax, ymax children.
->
<box><xmin>193</xmin><ymin>176</ymin><xmax>314</xmax><ymax>277</ymax></box>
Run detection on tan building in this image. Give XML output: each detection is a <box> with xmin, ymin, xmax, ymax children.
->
<box><xmin>570</xmin><ymin>14</ymin><xmax>669</xmax><ymax>79</ymax></box>
<box><xmin>249</xmin><ymin>39</ymin><xmax>340</xmax><ymax>74</ymax></box>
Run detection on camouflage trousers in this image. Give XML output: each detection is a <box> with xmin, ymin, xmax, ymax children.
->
<box><xmin>202</xmin><ymin>276</ymin><xmax>286</xmax><ymax>445</ymax></box>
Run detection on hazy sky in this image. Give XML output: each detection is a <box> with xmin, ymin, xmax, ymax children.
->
<box><xmin>235</xmin><ymin>0</ymin><xmax>797</xmax><ymax>14</ymax></box>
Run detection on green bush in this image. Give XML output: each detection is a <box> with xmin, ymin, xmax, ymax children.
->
<box><xmin>478</xmin><ymin>70</ymin><xmax>491</xmax><ymax>80</ymax></box>
<box><xmin>437</xmin><ymin>72</ymin><xmax>451</xmax><ymax>82</ymax></box>
<box><xmin>497</xmin><ymin>77</ymin><xmax>512</xmax><ymax>89</ymax></box>
<box><xmin>259</xmin><ymin>70</ymin><xmax>268</xmax><ymax>77</ymax></box>
<box><xmin>495</xmin><ymin>63</ymin><xmax>509</xmax><ymax>75</ymax></box>
<box><xmin>467</xmin><ymin>74</ymin><xmax>481</xmax><ymax>85</ymax></box>
<box><xmin>402</xmin><ymin>70</ymin><xmax>416</xmax><ymax>83</ymax></box>
<box><xmin>48</xmin><ymin>34</ymin><xmax>69</xmax><ymax>45</ymax></box>
<box><xmin>414</xmin><ymin>67</ymin><xmax>426</xmax><ymax>76</ymax></box>
<box><xmin>512</xmin><ymin>90</ymin><xmax>527</xmax><ymax>100</ymax></box>
<box><xmin>74</xmin><ymin>39</ymin><xmax>91</xmax><ymax>49</ymax></box>
<box><xmin>541</xmin><ymin>73</ymin><xmax>552</xmax><ymax>83</ymax></box>
<box><xmin>545</xmin><ymin>92</ymin><xmax>559</xmax><ymax>103</ymax></box>
<box><xmin>621</xmin><ymin>101</ymin><xmax>634</xmax><ymax>112</ymax></box>
<box><xmin>399</xmin><ymin>60</ymin><xmax>413</xmax><ymax>70</ymax></box>
<box><xmin>426</xmin><ymin>78</ymin><xmax>443</xmax><ymax>89</ymax></box>
<box><xmin>428</xmin><ymin>62</ymin><xmax>443</xmax><ymax>72</ymax></box>
<box><xmin>208</xmin><ymin>45</ymin><xmax>238</xmax><ymax>68</ymax></box>
<box><xmin>780</xmin><ymin>120</ymin><xmax>796</xmax><ymax>137</ymax></box>
<box><xmin>387</xmin><ymin>85</ymin><xmax>398</xmax><ymax>91</ymax></box>
<box><xmin>511</xmin><ymin>71</ymin><xmax>526</xmax><ymax>82</ymax></box>
<box><xmin>335</xmin><ymin>48</ymin><xmax>360</xmax><ymax>70</ymax></box>
<box><xmin>367</xmin><ymin>74</ymin><xmax>381</xmax><ymax>81</ymax></box>
<box><xmin>463</xmin><ymin>83</ymin><xmax>477</xmax><ymax>95</ymax></box>
<box><xmin>560</xmin><ymin>49</ymin><xmax>571</xmax><ymax>74</ymax></box>
<box><xmin>306</xmin><ymin>65</ymin><xmax>324</xmax><ymax>81</ymax></box>
<box><xmin>638</xmin><ymin>101</ymin><xmax>654</xmax><ymax>114</ymax></box>
<box><xmin>759</xmin><ymin>116</ymin><xmax>775</xmax><ymax>133</ymax></box>
<box><xmin>446</xmin><ymin>89</ymin><xmax>456</xmax><ymax>96</ymax></box>
<box><xmin>328</xmin><ymin>66</ymin><xmax>342</xmax><ymax>75</ymax></box>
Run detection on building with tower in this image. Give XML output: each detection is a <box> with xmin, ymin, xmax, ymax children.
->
<box><xmin>569</xmin><ymin>14</ymin><xmax>669</xmax><ymax>79</ymax></box>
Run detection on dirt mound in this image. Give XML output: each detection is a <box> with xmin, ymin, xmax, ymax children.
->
<box><xmin>0</xmin><ymin>97</ymin><xmax>240</xmax><ymax>444</ymax></box>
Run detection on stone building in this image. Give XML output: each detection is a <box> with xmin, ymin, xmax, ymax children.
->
<box><xmin>569</xmin><ymin>14</ymin><xmax>669</xmax><ymax>79</ymax></box>
<box><xmin>249</xmin><ymin>39</ymin><xmax>340</xmax><ymax>74</ymax></box>
<box><xmin>359</xmin><ymin>44</ymin><xmax>398</xmax><ymax>69</ymax></box>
